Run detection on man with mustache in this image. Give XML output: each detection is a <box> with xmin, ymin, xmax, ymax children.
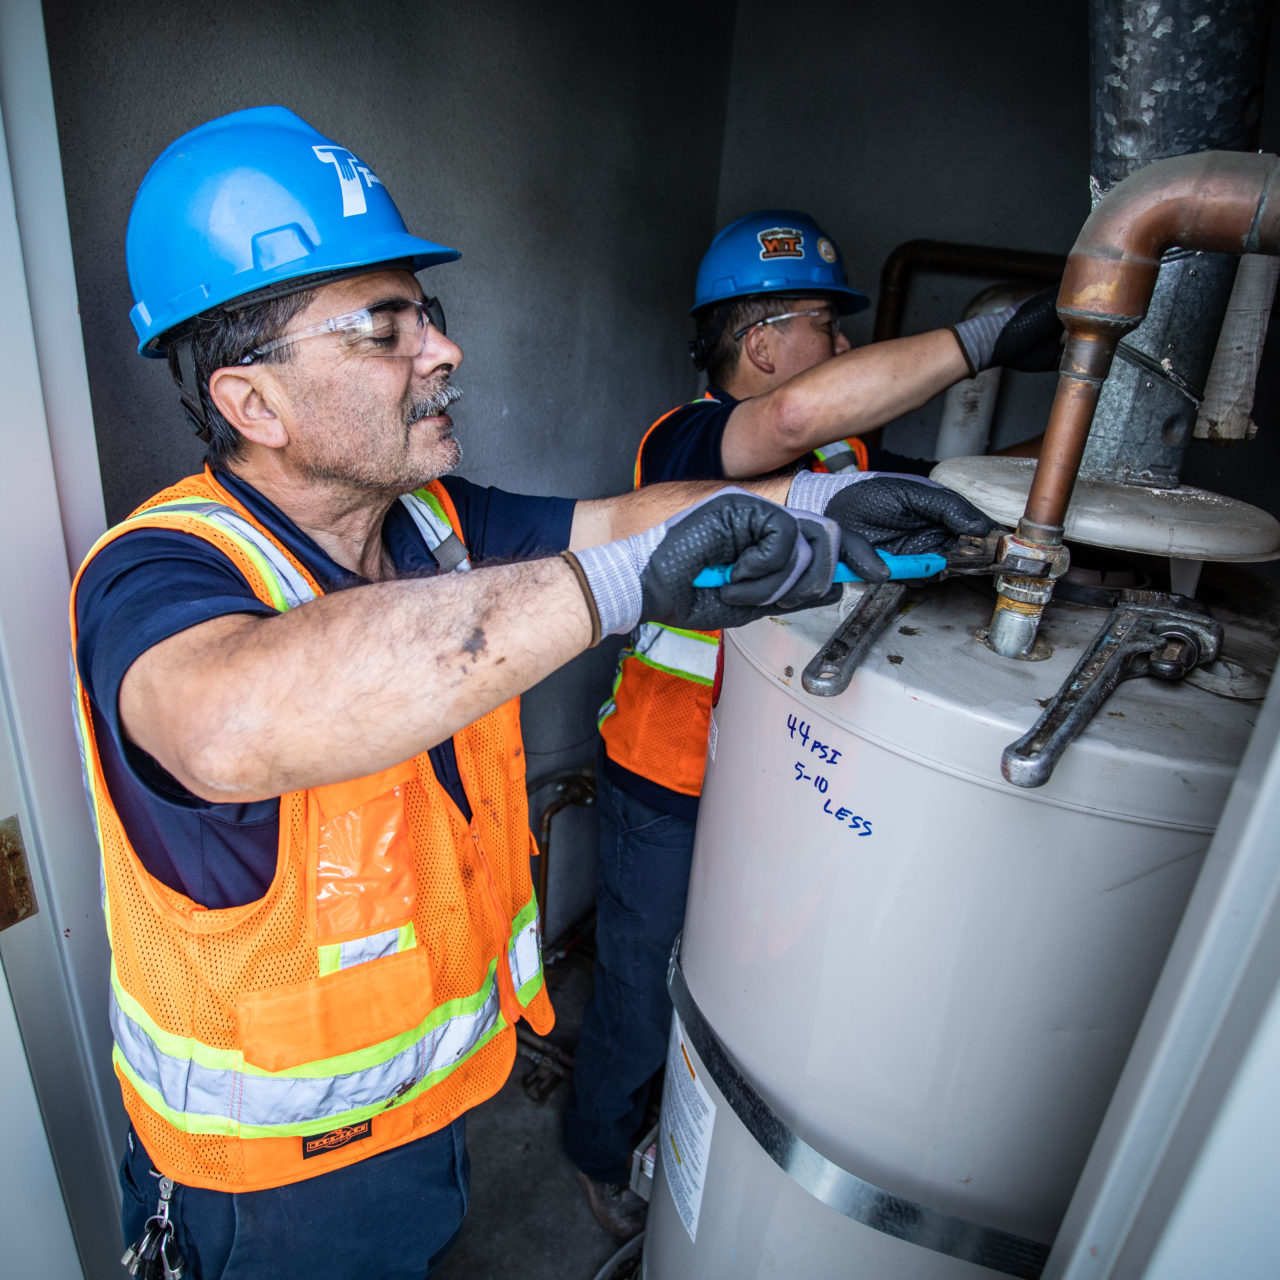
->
<box><xmin>71</xmin><ymin>110</ymin><xmax>991</xmax><ymax>1277</ymax></box>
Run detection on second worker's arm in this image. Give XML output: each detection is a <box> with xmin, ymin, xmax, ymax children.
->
<box><xmin>719</xmin><ymin>290</ymin><xmax>1062</xmax><ymax>477</ymax></box>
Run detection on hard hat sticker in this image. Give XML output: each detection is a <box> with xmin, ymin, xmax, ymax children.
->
<box><xmin>817</xmin><ymin>237</ymin><xmax>837</xmax><ymax>263</ymax></box>
<box><xmin>757</xmin><ymin>226</ymin><xmax>804</xmax><ymax>260</ymax></box>
<box><xmin>312</xmin><ymin>145</ymin><xmax>384</xmax><ymax>217</ymax></box>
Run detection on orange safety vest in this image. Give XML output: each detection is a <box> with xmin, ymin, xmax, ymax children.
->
<box><xmin>599</xmin><ymin>398</ymin><xmax>867</xmax><ymax>798</ymax></box>
<box><xmin>69</xmin><ymin>467</ymin><xmax>553</xmax><ymax>1193</ymax></box>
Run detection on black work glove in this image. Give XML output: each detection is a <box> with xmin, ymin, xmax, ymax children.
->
<box><xmin>949</xmin><ymin>286</ymin><xmax>1064</xmax><ymax>376</ymax></box>
<box><xmin>571</xmin><ymin>489</ymin><xmax>843</xmax><ymax>635</ymax></box>
<box><xmin>788</xmin><ymin>472</ymin><xmax>995</xmax><ymax>566</ymax></box>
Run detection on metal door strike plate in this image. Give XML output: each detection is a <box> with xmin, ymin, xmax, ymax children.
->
<box><xmin>0</xmin><ymin>814</ymin><xmax>37</xmax><ymax>931</ymax></box>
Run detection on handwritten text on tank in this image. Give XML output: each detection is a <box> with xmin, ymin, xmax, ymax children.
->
<box><xmin>786</xmin><ymin>715</ymin><xmax>872</xmax><ymax>836</ymax></box>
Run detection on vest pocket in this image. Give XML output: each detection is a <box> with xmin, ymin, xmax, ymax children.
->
<box><xmin>235</xmin><ymin>945</ymin><xmax>436</xmax><ymax>1073</ymax></box>
<box><xmin>313</xmin><ymin>760</ymin><xmax>418</xmax><ymax>941</ymax></box>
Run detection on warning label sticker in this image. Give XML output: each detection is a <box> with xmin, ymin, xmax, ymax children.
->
<box><xmin>659</xmin><ymin>1015</ymin><xmax>716</xmax><ymax>1242</ymax></box>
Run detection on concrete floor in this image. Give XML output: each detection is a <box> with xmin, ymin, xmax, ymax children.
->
<box><xmin>433</xmin><ymin>946</ymin><xmax>642</xmax><ymax>1280</ymax></box>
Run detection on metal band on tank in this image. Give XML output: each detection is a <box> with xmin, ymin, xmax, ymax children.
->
<box><xmin>667</xmin><ymin>937</ymin><xmax>1051</xmax><ymax>1279</ymax></box>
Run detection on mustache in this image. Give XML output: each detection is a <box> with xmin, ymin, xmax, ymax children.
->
<box><xmin>408</xmin><ymin>378</ymin><xmax>463</xmax><ymax>424</ymax></box>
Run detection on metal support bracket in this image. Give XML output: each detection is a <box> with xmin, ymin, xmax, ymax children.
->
<box><xmin>667</xmin><ymin>937</ymin><xmax>1051</xmax><ymax>1278</ymax></box>
<box><xmin>1002</xmin><ymin>590</ymin><xmax>1223</xmax><ymax>788</ymax></box>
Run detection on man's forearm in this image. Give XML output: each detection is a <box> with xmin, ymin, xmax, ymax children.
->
<box><xmin>120</xmin><ymin>556</ymin><xmax>594</xmax><ymax>803</ymax></box>
<box><xmin>569</xmin><ymin>474</ymin><xmax>791</xmax><ymax>548</ymax></box>
<box><xmin>720</xmin><ymin>329</ymin><xmax>968</xmax><ymax>477</ymax></box>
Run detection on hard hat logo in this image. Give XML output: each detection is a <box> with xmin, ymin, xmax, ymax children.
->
<box><xmin>757</xmin><ymin>227</ymin><xmax>804</xmax><ymax>259</ymax></box>
<box><xmin>312</xmin><ymin>145</ymin><xmax>384</xmax><ymax>217</ymax></box>
<box><xmin>690</xmin><ymin>209</ymin><xmax>869</xmax><ymax>316</ymax></box>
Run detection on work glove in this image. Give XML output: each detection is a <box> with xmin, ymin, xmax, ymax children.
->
<box><xmin>571</xmin><ymin>488</ymin><xmax>843</xmax><ymax>636</ymax></box>
<box><xmin>788</xmin><ymin>472</ymin><xmax>996</xmax><ymax>562</ymax></box>
<box><xmin>949</xmin><ymin>287</ymin><xmax>1064</xmax><ymax>376</ymax></box>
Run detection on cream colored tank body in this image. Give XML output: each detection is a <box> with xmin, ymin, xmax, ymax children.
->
<box><xmin>642</xmin><ymin>579</ymin><xmax>1270</xmax><ymax>1279</ymax></box>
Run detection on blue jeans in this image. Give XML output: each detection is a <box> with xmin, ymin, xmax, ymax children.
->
<box><xmin>563</xmin><ymin>770</ymin><xmax>697</xmax><ymax>1183</ymax></box>
<box><xmin>120</xmin><ymin>1119</ymin><xmax>469</xmax><ymax>1279</ymax></box>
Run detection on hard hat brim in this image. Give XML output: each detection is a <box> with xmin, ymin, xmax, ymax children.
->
<box><xmin>136</xmin><ymin>233</ymin><xmax>460</xmax><ymax>356</ymax></box>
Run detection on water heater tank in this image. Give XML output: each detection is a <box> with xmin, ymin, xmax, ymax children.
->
<box><xmin>642</xmin><ymin>578</ymin><xmax>1269</xmax><ymax>1279</ymax></box>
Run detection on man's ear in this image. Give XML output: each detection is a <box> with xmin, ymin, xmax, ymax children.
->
<box><xmin>741</xmin><ymin>323</ymin><xmax>777</xmax><ymax>377</ymax></box>
<box><xmin>206</xmin><ymin>366</ymin><xmax>289</xmax><ymax>448</ymax></box>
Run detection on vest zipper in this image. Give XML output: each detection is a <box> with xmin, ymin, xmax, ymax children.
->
<box><xmin>470</xmin><ymin>823</ymin><xmax>522</xmax><ymax>1026</ymax></box>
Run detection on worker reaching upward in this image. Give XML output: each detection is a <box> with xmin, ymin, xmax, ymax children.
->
<box><xmin>564</xmin><ymin>209</ymin><xmax>1060</xmax><ymax>1239</ymax></box>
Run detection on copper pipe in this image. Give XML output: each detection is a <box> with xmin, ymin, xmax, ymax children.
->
<box><xmin>1024</xmin><ymin>150</ymin><xmax>1280</xmax><ymax>535</ymax></box>
<box><xmin>872</xmin><ymin>239</ymin><xmax>1067</xmax><ymax>344</ymax></box>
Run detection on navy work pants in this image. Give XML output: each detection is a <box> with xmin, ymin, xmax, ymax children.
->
<box><xmin>562</xmin><ymin>769</ymin><xmax>697</xmax><ymax>1183</ymax></box>
<box><xmin>120</xmin><ymin>1118</ymin><xmax>469</xmax><ymax>1279</ymax></box>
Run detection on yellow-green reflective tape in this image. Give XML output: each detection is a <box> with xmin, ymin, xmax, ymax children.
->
<box><xmin>114</xmin><ymin>1013</ymin><xmax>509</xmax><ymax>1139</ymax></box>
<box><xmin>111</xmin><ymin>956</ymin><xmax>501</xmax><ymax>1081</ymax></box>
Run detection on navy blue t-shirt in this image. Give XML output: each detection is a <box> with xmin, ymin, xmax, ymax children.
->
<box><xmin>605</xmin><ymin>386</ymin><xmax>934</xmax><ymax>818</ymax></box>
<box><xmin>75</xmin><ymin>469</ymin><xmax>574</xmax><ymax>910</ymax></box>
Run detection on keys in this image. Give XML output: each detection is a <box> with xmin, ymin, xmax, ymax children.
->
<box><xmin>121</xmin><ymin>1223</ymin><xmax>157</xmax><ymax>1275</ymax></box>
<box><xmin>122</xmin><ymin>1222</ymin><xmax>163</xmax><ymax>1278</ymax></box>
<box><xmin>123</xmin><ymin>1173</ymin><xmax>187</xmax><ymax>1280</ymax></box>
<box><xmin>138</xmin><ymin>1224</ymin><xmax>166</xmax><ymax>1279</ymax></box>
<box><xmin>161</xmin><ymin>1229</ymin><xmax>186</xmax><ymax>1280</ymax></box>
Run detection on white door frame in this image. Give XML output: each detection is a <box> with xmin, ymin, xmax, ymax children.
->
<box><xmin>0</xmin><ymin>3</ymin><xmax>125</xmax><ymax>1277</ymax></box>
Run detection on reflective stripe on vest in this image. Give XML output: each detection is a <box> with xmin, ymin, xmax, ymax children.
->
<box><xmin>811</xmin><ymin>436</ymin><xmax>869</xmax><ymax>473</ymax></box>
<box><xmin>108</xmin><ymin>956</ymin><xmax>504</xmax><ymax>1136</ymax></box>
<box><xmin>509</xmin><ymin>896</ymin><xmax>545</xmax><ymax>1005</ymax></box>
<box><xmin>597</xmin><ymin>624</ymin><xmax>718</xmax><ymax>725</ymax></box>
<box><xmin>399</xmin><ymin>490</ymin><xmax>473</xmax><ymax>572</ymax></box>
<box><xmin>107</xmin><ymin>891</ymin><xmax>544</xmax><ymax>1139</ymax></box>
<box><xmin>318</xmin><ymin>922</ymin><xmax>417</xmax><ymax>976</ymax></box>
<box><xmin>126</xmin><ymin>497</ymin><xmax>315</xmax><ymax>610</ymax></box>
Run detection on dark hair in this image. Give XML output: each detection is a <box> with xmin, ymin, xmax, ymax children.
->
<box><xmin>693</xmin><ymin>295</ymin><xmax>805</xmax><ymax>386</ymax></box>
<box><xmin>165</xmin><ymin>288</ymin><xmax>315</xmax><ymax>468</ymax></box>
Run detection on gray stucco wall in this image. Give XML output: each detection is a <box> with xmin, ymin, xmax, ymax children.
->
<box><xmin>45</xmin><ymin>0</ymin><xmax>733</xmax><ymax>517</ymax></box>
<box><xmin>718</xmin><ymin>1</ymin><xmax>1092</xmax><ymax>458</ymax></box>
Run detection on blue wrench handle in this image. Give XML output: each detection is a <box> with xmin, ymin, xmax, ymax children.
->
<box><xmin>692</xmin><ymin>550</ymin><xmax>946</xmax><ymax>588</ymax></box>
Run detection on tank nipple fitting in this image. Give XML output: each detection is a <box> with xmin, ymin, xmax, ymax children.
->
<box><xmin>986</xmin><ymin>526</ymin><xmax>1071</xmax><ymax>659</ymax></box>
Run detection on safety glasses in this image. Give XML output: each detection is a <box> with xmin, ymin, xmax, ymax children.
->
<box><xmin>240</xmin><ymin>296</ymin><xmax>446</xmax><ymax>364</ymax></box>
<box><xmin>732</xmin><ymin>306</ymin><xmax>840</xmax><ymax>343</ymax></box>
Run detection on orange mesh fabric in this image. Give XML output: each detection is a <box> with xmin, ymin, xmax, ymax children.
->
<box><xmin>72</xmin><ymin>472</ymin><xmax>551</xmax><ymax>1191</ymax></box>
<box><xmin>600</xmin><ymin>654</ymin><xmax>714</xmax><ymax>796</ymax></box>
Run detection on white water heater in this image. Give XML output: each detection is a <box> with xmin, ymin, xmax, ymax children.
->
<box><xmin>642</xmin><ymin>577</ymin><xmax>1270</xmax><ymax>1279</ymax></box>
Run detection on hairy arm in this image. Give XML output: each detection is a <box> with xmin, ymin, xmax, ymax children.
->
<box><xmin>720</xmin><ymin>329</ymin><xmax>968</xmax><ymax>477</ymax></box>
<box><xmin>568</xmin><ymin>474</ymin><xmax>791</xmax><ymax>548</ymax></box>
<box><xmin>120</xmin><ymin>556</ymin><xmax>593</xmax><ymax>803</ymax></box>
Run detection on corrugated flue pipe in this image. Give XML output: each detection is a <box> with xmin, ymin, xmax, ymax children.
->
<box><xmin>987</xmin><ymin>150</ymin><xmax>1280</xmax><ymax>659</ymax></box>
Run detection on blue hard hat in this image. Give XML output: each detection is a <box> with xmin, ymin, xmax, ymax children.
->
<box><xmin>691</xmin><ymin>209</ymin><xmax>869</xmax><ymax>316</ymax></box>
<box><xmin>127</xmin><ymin>106</ymin><xmax>461</xmax><ymax>355</ymax></box>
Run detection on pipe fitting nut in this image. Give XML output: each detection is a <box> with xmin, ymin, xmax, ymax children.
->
<box><xmin>993</xmin><ymin>574</ymin><xmax>1057</xmax><ymax>607</ymax></box>
<box><xmin>999</xmin><ymin>531</ymin><xmax>1072</xmax><ymax>581</ymax></box>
